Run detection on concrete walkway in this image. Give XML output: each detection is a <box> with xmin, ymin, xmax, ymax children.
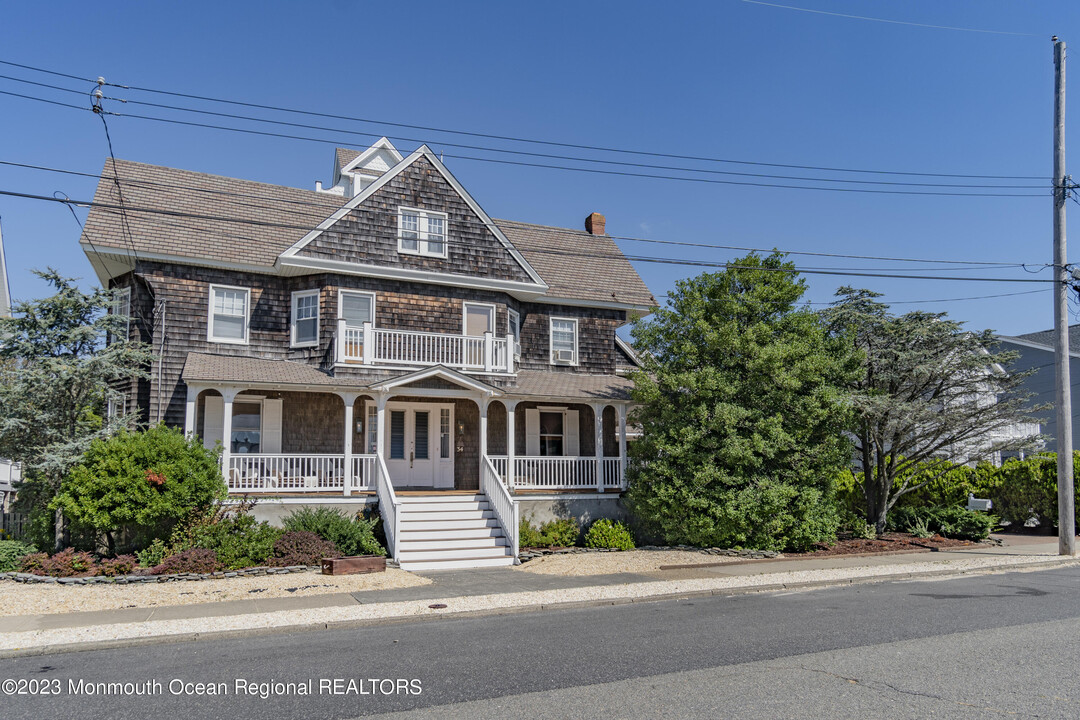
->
<box><xmin>1</xmin><ymin>535</ymin><xmax>1075</xmax><ymax>655</ymax></box>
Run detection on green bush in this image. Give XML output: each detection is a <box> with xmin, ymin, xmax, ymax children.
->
<box><xmin>0</xmin><ymin>540</ymin><xmax>36</xmax><ymax>572</ymax></box>
<box><xmin>136</xmin><ymin>538</ymin><xmax>169</xmax><ymax>568</ymax></box>
<box><xmin>187</xmin><ymin>513</ymin><xmax>281</xmax><ymax>569</ymax></box>
<box><xmin>519</xmin><ymin>516</ymin><xmax>580</xmax><ymax>548</ymax></box>
<box><xmin>908</xmin><ymin>516</ymin><xmax>934</xmax><ymax>539</ymax></box>
<box><xmin>51</xmin><ymin>425</ymin><xmax>226</xmax><ymax>553</ymax></box>
<box><xmin>889</xmin><ymin>505</ymin><xmax>996</xmax><ymax>541</ymax></box>
<box><xmin>281</xmin><ymin>507</ymin><xmax>384</xmax><ymax>557</ymax></box>
<box><xmin>584</xmin><ymin>519</ymin><xmax>635</xmax><ymax>550</ymax></box>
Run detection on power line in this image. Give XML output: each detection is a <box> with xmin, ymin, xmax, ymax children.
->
<box><xmin>0</xmin><ymin>158</ymin><xmax>1052</xmax><ymax>268</ymax></box>
<box><xmin>798</xmin><ymin>289</ymin><xmax>1052</xmax><ymax>306</ymax></box>
<box><xmin>740</xmin><ymin>0</ymin><xmax>1040</xmax><ymax>37</ymax></box>
<box><xmin>0</xmin><ymin>58</ymin><xmax>1048</xmax><ymax>181</ymax></box>
<box><xmin>0</xmin><ymin>86</ymin><xmax>1048</xmax><ymax>197</ymax></box>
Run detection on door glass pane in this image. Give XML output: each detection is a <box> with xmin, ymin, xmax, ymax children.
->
<box><xmin>539</xmin><ymin>411</ymin><xmax>564</xmax><ymax>457</ymax></box>
<box><xmin>440</xmin><ymin>409</ymin><xmax>450</xmax><ymax>459</ymax></box>
<box><xmin>367</xmin><ymin>405</ymin><xmax>378</xmax><ymax>453</ymax></box>
<box><xmin>232</xmin><ymin>402</ymin><xmax>261</xmax><ymax>454</ymax></box>
<box><xmin>389</xmin><ymin>411</ymin><xmax>405</xmax><ymax>460</ymax></box>
<box><xmin>341</xmin><ymin>292</ymin><xmax>373</xmax><ymax>327</ymax></box>
<box><xmin>414</xmin><ymin>411</ymin><xmax>429</xmax><ymax>460</ymax></box>
<box><xmin>465</xmin><ymin>304</ymin><xmax>493</xmax><ymax>336</ymax></box>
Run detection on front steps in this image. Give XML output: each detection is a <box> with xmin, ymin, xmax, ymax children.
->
<box><xmin>395</xmin><ymin>494</ymin><xmax>515</xmax><ymax>571</ymax></box>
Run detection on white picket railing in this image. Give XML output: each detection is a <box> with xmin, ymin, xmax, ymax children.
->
<box><xmin>482</xmin><ymin>455</ymin><xmax>519</xmax><ymax>561</ymax></box>
<box><xmin>375</xmin><ymin>452</ymin><xmax>400</xmax><ymax>559</ymax></box>
<box><xmin>336</xmin><ymin>320</ymin><xmax>514</xmax><ymax>373</ymax></box>
<box><xmin>226</xmin><ymin>454</ymin><xmax>376</xmax><ymax>494</ymax></box>
<box><xmin>488</xmin><ymin>456</ymin><xmax>626</xmax><ymax>491</ymax></box>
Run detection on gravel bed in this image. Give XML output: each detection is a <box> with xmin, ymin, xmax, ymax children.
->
<box><xmin>0</xmin><ymin>553</ymin><xmax>1067</xmax><ymax>652</ymax></box>
<box><xmin>515</xmin><ymin>550</ymin><xmax>749</xmax><ymax>576</ymax></box>
<box><xmin>0</xmin><ymin>568</ymin><xmax>430</xmax><ymax>616</ymax></box>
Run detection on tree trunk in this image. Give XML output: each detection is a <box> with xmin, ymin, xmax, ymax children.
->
<box><xmin>53</xmin><ymin>507</ymin><xmax>64</xmax><ymax>552</ymax></box>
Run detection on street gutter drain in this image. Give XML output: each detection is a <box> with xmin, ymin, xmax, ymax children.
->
<box><xmin>428</xmin><ymin>604</ymin><xmax>448</xmax><ymax>610</ymax></box>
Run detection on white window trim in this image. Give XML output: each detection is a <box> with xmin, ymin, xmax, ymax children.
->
<box><xmin>508</xmin><ymin>308</ymin><xmax>521</xmax><ymax>359</ymax></box>
<box><xmin>109</xmin><ymin>286</ymin><xmax>131</xmax><ymax>344</ymax></box>
<box><xmin>462</xmin><ymin>301</ymin><xmax>497</xmax><ymax>336</ymax></box>
<box><xmin>397</xmin><ymin>206</ymin><xmax>449</xmax><ymax>259</ymax></box>
<box><xmin>290</xmin><ymin>289</ymin><xmax>321</xmax><ymax>348</ymax></box>
<box><xmin>338</xmin><ymin>289</ymin><xmax>377</xmax><ymax>326</ymax></box>
<box><xmin>207</xmin><ymin>284</ymin><xmax>251</xmax><ymax>345</ymax></box>
<box><xmin>549</xmin><ymin>316</ymin><xmax>579</xmax><ymax>366</ymax></box>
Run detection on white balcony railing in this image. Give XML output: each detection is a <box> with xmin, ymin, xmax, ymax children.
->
<box><xmin>336</xmin><ymin>320</ymin><xmax>514</xmax><ymax>374</ymax></box>
<box><xmin>489</xmin><ymin>456</ymin><xmax>625</xmax><ymax>491</ymax></box>
<box><xmin>227</xmin><ymin>454</ymin><xmax>376</xmax><ymax>494</ymax></box>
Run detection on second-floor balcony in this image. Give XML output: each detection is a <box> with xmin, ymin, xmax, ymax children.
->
<box><xmin>336</xmin><ymin>320</ymin><xmax>515</xmax><ymax>374</ymax></box>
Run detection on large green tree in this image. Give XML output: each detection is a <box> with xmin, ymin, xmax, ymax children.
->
<box><xmin>824</xmin><ymin>287</ymin><xmax>1041</xmax><ymax>535</ymax></box>
<box><xmin>625</xmin><ymin>253</ymin><xmax>860</xmax><ymax>551</ymax></box>
<box><xmin>0</xmin><ymin>270</ymin><xmax>153</xmax><ymax>548</ymax></box>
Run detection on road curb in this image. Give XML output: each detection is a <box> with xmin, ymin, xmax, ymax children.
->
<box><xmin>3</xmin><ymin>556</ymin><xmax>1078</xmax><ymax>659</ymax></box>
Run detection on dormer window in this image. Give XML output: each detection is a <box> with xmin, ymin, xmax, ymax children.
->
<box><xmin>398</xmin><ymin>207</ymin><xmax>448</xmax><ymax>258</ymax></box>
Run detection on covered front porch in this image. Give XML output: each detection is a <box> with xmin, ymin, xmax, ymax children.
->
<box><xmin>182</xmin><ymin>367</ymin><xmax>630</xmax><ymax>497</ymax></box>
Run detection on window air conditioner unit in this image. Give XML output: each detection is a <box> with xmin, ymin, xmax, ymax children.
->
<box><xmin>555</xmin><ymin>349</ymin><xmax>575</xmax><ymax>364</ymax></box>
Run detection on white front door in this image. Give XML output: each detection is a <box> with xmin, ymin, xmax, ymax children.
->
<box><xmin>384</xmin><ymin>402</ymin><xmax>454</xmax><ymax>489</ymax></box>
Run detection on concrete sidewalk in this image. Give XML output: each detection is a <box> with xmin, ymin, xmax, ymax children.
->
<box><xmin>1</xmin><ymin>535</ymin><xmax>1075</xmax><ymax>656</ymax></box>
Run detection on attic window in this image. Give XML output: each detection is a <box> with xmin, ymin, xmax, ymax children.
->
<box><xmin>398</xmin><ymin>207</ymin><xmax>448</xmax><ymax>258</ymax></box>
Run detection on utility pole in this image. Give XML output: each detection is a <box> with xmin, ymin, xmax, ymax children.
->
<box><xmin>1053</xmin><ymin>37</ymin><xmax>1075</xmax><ymax>556</ymax></box>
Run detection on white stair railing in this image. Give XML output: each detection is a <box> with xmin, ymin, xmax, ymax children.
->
<box><xmin>482</xmin><ymin>454</ymin><xmax>519</xmax><ymax>561</ymax></box>
<box><xmin>375</xmin><ymin>453</ymin><xmax>400</xmax><ymax>559</ymax></box>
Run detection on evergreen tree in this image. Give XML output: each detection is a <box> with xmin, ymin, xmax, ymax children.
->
<box><xmin>0</xmin><ymin>270</ymin><xmax>153</xmax><ymax>548</ymax></box>
<box><xmin>626</xmin><ymin>254</ymin><xmax>859</xmax><ymax>551</ymax></box>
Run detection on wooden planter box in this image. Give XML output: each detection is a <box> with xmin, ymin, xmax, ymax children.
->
<box><xmin>321</xmin><ymin>555</ymin><xmax>386</xmax><ymax>575</ymax></box>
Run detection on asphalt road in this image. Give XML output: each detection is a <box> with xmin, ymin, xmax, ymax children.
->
<box><xmin>3</xmin><ymin>566</ymin><xmax>1080</xmax><ymax>719</ymax></box>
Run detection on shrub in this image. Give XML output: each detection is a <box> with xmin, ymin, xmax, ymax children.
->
<box><xmin>890</xmin><ymin>505</ymin><xmax>996</xmax><ymax>541</ymax></box>
<box><xmin>269</xmin><ymin>531</ymin><xmax>340</xmax><ymax>567</ymax></box>
<box><xmin>908</xmin><ymin>516</ymin><xmax>935</xmax><ymax>539</ymax></box>
<box><xmin>21</xmin><ymin>548</ymin><xmax>97</xmax><ymax>577</ymax></box>
<box><xmin>51</xmin><ymin>425</ymin><xmax>227</xmax><ymax>554</ymax></box>
<box><xmin>584</xmin><ymin>519</ymin><xmax>635</xmax><ymax>550</ymax></box>
<box><xmin>136</xmin><ymin>538</ymin><xmax>169</xmax><ymax>568</ymax></box>
<box><xmin>519</xmin><ymin>516</ymin><xmax>580</xmax><ymax>548</ymax></box>
<box><xmin>281</xmin><ymin>507</ymin><xmax>384</xmax><ymax>557</ymax></box>
<box><xmin>98</xmin><ymin>555</ymin><xmax>138</xmax><ymax>577</ymax></box>
<box><xmin>0</xmin><ymin>540</ymin><xmax>36</xmax><ymax>572</ymax></box>
<box><xmin>188</xmin><ymin>513</ymin><xmax>281</xmax><ymax>569</ymax></box>
<box><xmin>151</xmin><ymin>548</ymin><xmax>221</xmax><ymax>575</ymax></box>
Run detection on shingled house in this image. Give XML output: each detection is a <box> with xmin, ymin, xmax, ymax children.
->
<box><xmin>80</xmin><ymin>138</ymin><xmax>655</xmax><ymax>569</ymax></box>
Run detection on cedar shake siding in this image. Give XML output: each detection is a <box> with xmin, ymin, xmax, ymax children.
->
<box><xmin>127</xmin><ymin>261</ymin><xmax>628</xmax><ymax>426</ymax></box>
<box><xmin>296</xmin><ymin>157</ymin><xmax>534</xmax><ymax>285</ymax></box>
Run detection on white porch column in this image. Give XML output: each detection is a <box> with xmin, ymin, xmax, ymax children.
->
<box><xmin>618</xmin><ymin>404</ymin><xmax>628</xmax><ymax>488</ymax></box>
<box><xmin>591</xmin><ymin>403</ymin><xmax>605</xmax><ymax>493</ymax></box>
<box><xmin>374</xmin><ymin>392</ymin><xmax>388</xmax><ymax>461</ymax></box>
<box><xmin>337</xmin><ymin>392</ymin><xmax>361</xmax><ymax>496</ymax></box>
<box><xmin>184</xmin><ymin>384</ymin><xmax>201</xmax><ymax>438</ymax></box>
<box><xmin>220</xmin><ymin>388</ymin><xmax>239</xmax><ymax>484</ymax></box>
<box><xmin>479</xmin><ymin>396</ymin><xmax>490</xmax><ymax>462</ymax></box>
<box><xmin>505</xmin><ymin>399</ymin><xmax>518</xmax><ymax>490</ymax></box>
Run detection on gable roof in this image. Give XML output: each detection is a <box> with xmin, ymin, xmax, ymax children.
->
<box><xmin>80</xmin><ymin>153</ymin><xmax>654</xmax><ymax>308</ymax></box>
<box><xmin>999</xmin><ymin>324</ymin><xmax>1080</xmax><ymax>355</ymax></box>
<box><xmin>497</xmin><ymin>219</ymin><xmax>656</xmax><ymax>308</ymax></box>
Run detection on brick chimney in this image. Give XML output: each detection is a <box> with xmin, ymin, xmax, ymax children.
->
<box><xmin>585</xmin><ymin>212</ymin><xmax>606</xmax><ymax>235</ymax></box>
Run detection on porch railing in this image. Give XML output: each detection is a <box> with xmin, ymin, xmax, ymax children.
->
<box><xmin>489</xmin><ymin>456</ymin><xmax>626</xmax><ymax>491</ymax></box>
<box><xmin>336</xmin><ymin>320</ymin><xmax>514</xmax><ymax>374</ymax></box>
<box><xmin>226</xmin><ymin>454</ymin><xmax>377</xmax><ymax>494</ymax></box>
<box><xmin>374</xmin><ymin>452</ymin><xmax>400</xmax><ymax>559</ymax></box>
<box><xmin>482</xmin><ymin>455</ymin><xmax>519</xmax><ymax>561</ymax></box>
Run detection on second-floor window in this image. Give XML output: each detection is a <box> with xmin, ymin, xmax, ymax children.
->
<box><xmin>550</xmin><ymin>317</ymin><xmax>579</xmax><ymax>366</ymax></box>
<box><xmin>398</xmin><ymin>207</ymin><xmax>448</xmax><ymax>258</ymax></box>
<box><xmin>108</xmin><ymin>286</ymin><xmax>131</xmax><ymax>344</ymax></box>
<box><xmin>208</xmin><ymin>284</ymin><xmax>250</xmax><ymax>344</ymax></box>
<box><xmin>508</xmin><ymin>309</ymin><xmax>521</xmax><ymax>359</ymax></box>
<box><xmin>291</xmin><ymin>289</ymin><xmax>320</xmax><ymax>347</ymax></box>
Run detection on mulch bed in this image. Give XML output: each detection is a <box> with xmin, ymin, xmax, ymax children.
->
<box><xmin>797</xmin><ymin>532</ymin><xmax>976</xmax><ymax>557</ymax></box>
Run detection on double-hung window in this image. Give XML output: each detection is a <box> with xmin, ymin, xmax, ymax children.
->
<box><xmin>208</xmin><ymin>285</ymin><xmax>250</xmax><ymax>344</ymax></box>
<box><xmin>398</xmin><ymin>207</ymin><xmax>448</xmax><ymax>258</ymax></box>
<box><xmin>508</xmin><ymin>309</ymin><xmax>521</xmax><ymax>359</ymax></box>
<box><xmin>291</xmin><ymin>289</ymin><xmax>320</xmax><ymax>347</ymax></box>
<box><xmin>109</xmin><ymin>287</ymin><xmax>131</xmax><ymax>344</ymax></box>
<box><xmin>549</xmin><ymin>317</ymin><xmax>579</xmax><ymax>366</ymax></box>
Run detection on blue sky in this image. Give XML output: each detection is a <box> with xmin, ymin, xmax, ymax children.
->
<box><xmin>0</xmin><ymin>1</ymin><xmax>1078</xmax><ymax>336</ymax></box>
